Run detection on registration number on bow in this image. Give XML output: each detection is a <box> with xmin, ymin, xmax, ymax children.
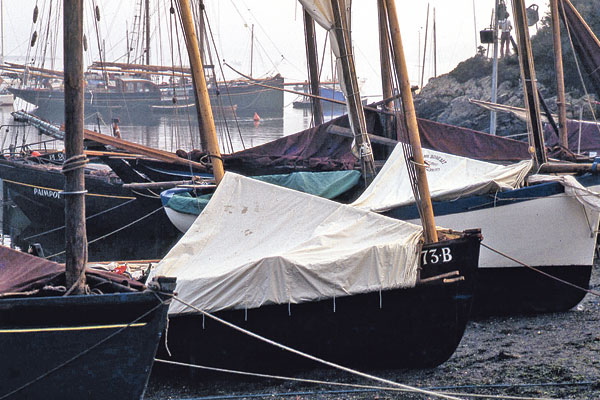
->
<box><xmin>421</xmin><ymin>247</ymin><xmax>453</xmax><ymax>265</ymax></box>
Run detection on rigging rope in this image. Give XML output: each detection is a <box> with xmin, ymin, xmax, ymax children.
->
<box><xmin>481</xmin><ymin>241</ymin><xmax>600</xmax><ymax>298</ymax></box>
<box><xmin>45</xmin><ymin>206</ymin><xmax>166</xmax><ymax>260</ymax></box>
<box><xmin>155</xmin><ymin>358</ymin><xmax>563</xmax><ymax>400</ymax></box>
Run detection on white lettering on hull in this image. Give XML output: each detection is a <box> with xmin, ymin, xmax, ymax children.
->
<box><xmin>33</xmin><ymin>187</ymin><xmax>61</xmax><ymax>199</ymax></box>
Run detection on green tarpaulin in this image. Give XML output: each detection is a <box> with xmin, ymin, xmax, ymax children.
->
<box><xmin>166</xmin><ymin>170</ymin><xmax>361</xmax><ymax>216</ymax></box>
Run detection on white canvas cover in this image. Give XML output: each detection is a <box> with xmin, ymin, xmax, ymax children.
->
<box><xmin>352</xmin><ymin>145</ymin><xmax>533</xmax><ymax>212</ymax></box>
<box><xmin>151</xmin><ymin>173</ymin><xmax>423</xmax><ymax>315</ymax></box>
<box><xmin>528</xmin><ymin>174</ymin><xmax>600</xmax><ymax>211</ymax></box>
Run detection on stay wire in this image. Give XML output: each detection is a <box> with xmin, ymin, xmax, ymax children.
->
<box><xmin>202</xmin><ymin>5</ymin><xmax>245</xmax><ymax>149</ymax></box>
<box><xmin>154</xmin><ymin>358</ymin><xmax>563</xmax><ymax>400</ymax></box>
<box><xmin>44</xmin><ymin>206</ymin><xmax>166</xmax><ymax>260</ymax></box>
<box><xmin>481</xmin><ymin>241</ymin><xmax>600</xmax><ymax>298</ymax></box>
<box><xmin>22</xmin><ymin>198</ymin><xmax>137</xmax><ymax>241</ymax></box>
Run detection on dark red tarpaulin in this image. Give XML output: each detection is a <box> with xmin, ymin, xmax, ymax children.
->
<box><xmin>0</xmin><ymin>246</ymin><xmax>145</xmax><ymax>295</ymax></box>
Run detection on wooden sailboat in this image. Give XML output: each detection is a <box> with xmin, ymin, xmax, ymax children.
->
<box><xmin>354</xmin><ymin>0</ymin><xmax>600</xmax><ymax>316</ymax></box>
<box><xmin>150</xmin><ymin>0</ymin><xmax>481</xmax><ymax>374</ymax></box>
<box><xmin>0</xmin><ymin>3</ymin><xmax>174</xmax><ymax>398</ymax></box>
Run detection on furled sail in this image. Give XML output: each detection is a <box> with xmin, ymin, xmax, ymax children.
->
<box><xmin>352</xmin><ymin>146</ymin><xmax>533</xmax><ymax>212</ymax></box>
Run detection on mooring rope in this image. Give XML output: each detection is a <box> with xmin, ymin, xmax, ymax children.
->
<box><xmin>168</xmin><ymin>295</ymin><xmax>464</xmax><ymax>400</ymax></box>
<box><xmin>0</xmin><ymin>291</ymin><xmax>170</xmax><ymax>400</ymax></box>
<box><xmin>154</xmin><ymin>358</ymin><xmax>565</xmax><ymax>400</ymax></box>
<box><xmin>481</xmin><ymin>242</ymin><xmax>600</xmax><ymax>298</ymax></box>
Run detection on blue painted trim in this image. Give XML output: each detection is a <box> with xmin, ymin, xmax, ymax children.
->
<box><xmin>384</xmin><ymin>173</ymin><xmax>600</xmax><ymax>220</ymax></box>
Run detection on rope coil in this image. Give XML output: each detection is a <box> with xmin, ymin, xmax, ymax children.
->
<box><xmin>61</xmin><ymin>154</ymin><xmax>89</xmax><ymax>174</ymax></box>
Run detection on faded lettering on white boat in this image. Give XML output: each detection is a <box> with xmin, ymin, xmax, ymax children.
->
<box><xmin>423</xmin><ymin>153</ymin><xmax>448</xmax><ymax>173</ymax></box>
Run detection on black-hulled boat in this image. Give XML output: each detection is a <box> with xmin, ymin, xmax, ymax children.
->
<box><xmin>0</xmin><ymin>246</ymin><xmax>175</xmax><ymax>399</ymax></box>
<box><xmin>9</xmin><ymin>76</ymin><xmax>163</xmax><ymax>116</ymax></box>
<box><xmin>151</xmin><ymin>0</ymin><xmax>482</xmax><ymax>375</ymax></box>
<box><xmin>157</xmin><ymin>227</ymin><xmax>482</xmax><ymax>373</ymax></box>
<box><xmin>1</xmin><ymin>2</ymin><xmax>174</xmax><ymax>398</ymax></box>
<box><xmin>0</xmin><ymin>156</ymin><xmax>181</xmax><ymax>261</ymax></box>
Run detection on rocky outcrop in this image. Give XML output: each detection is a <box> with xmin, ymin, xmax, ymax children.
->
<box><xmin>413</xmin><ymin>55</ymin><xmax>597</xmax><ymax>138</ymax></box>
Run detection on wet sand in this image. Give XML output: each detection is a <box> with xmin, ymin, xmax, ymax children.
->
<box><xmin>145</xmin><ymin>266</ymin><xmax>600</xmax><ymax>400</ymax></box>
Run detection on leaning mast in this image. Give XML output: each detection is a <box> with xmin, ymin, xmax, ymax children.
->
<box><xmin>178</xmin><ymin>0</ymin><xmax>225</xmax><ymax>184</ymax></box>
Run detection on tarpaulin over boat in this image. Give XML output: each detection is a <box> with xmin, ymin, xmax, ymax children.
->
<box><xmin>544</xmin><ymin>119</ymin><xmax>600</xmax><ymax>155</ymax></box>
<box><xmin>416</xmin><ymin>118</ymin><xmax>530</xmax><ymax>162</ymax></box>
<box><xmin>222</xmin><ymin>112</ymin><xmax>376</xmax><ymax>173</ymax></box>
<box><xmin>0</xmin><ymin>245</ymin><xmax>145</xmax><ymax>295</ymax></box>
<box><xmin>150</xmin><ymin>172</ymin><xmax>423</xmax><ymax>315</ymax></box>
<box><xmin>166</xmin><ymin>170</ymin><xmax>361</xmax><ymax>216</ymax></box>
<box><xmin>352</xmin><ymin>146</ymin><xmax>533</xmax><ymax>212</ymax></box>
<box><xmin>221</xmin><ymin>108</ymin><xmax>532</xmax><ymax>175</ymax></box>
<box><xmin>470</xmin><ymin>99</ymin><xmax>600</xmax><ymax>156</ymax></box>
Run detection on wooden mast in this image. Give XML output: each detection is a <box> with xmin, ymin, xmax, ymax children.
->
<box><xmin>420</xmin><ymin>3</ymin><xmax>430</xmax><ymax>90</ymax></box>
<box><xmin>551</xmin><ymin>0</ymin><xmax>568</xmax><ymax>148</ymax></box>
<box><xmin>303</xmin><ymin>9</ymin><xmax>324</xmax><ymax>126</ymax></box>
<box><xmin>377</xmin><ymin>0</ymin><xmax>395</xmax><ymax>145</ymax></box>
<box><xmin>145</xmin><ymin>0</ymin><xmax>150</xmax><ymax>65</ymax></box>
<box><xmin>178</xmin><ymin>0</ymin><xmax>224</xmax><ymax>184</ymax></box>
<box><xmin>490</xmin><ymin>0</ymin><xmax>500</xmax><ymax>135</ymax></box>
<box><xmin>63</xmin><ymin>0</ymin><xmax>87</xmax><ymax>293</ymax></box>
<box><xmin>511</xmin><ymin>0</ymin><xmax>547</xmax><ymax>167</ymax></box>
<box><xmin>377</xmin><ymin>0</ymin><xmax>393</xmax><ymax>112</ymax></box>
<box><xmin>384</xmin><ymin>0</ymin><xmax>438</xmax><ymax>243</ymax></box>
<box><xmin>330</xmin><ymin>0</ymin><xmax>375</xmax><ymax>179</ymax></box>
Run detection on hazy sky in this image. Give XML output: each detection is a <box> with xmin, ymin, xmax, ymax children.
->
<box><xmin>1</xmin><ymin>1</ymin><xmax>550</xmax><ymax>95</ymax></box>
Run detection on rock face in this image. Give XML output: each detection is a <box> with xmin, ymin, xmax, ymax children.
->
<box><xmin>413</xmin><ymin>54</ymin><xmax>597</xmax><ymax>138</ymax></box>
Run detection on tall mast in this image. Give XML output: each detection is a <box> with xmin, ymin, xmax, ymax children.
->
<box><xmin>178</xmin><ymin>0</ymin><xmax>224</xmax><ymax>184</ymax></box>
<box><xmin>433</xmin><ymin>7</ymin><xmax>437</xmax><ymax>78</ymax></box>
<box><xmin>330</xmin><ymin>0</ymin><xmax>375</xmax><ymax>179</ymax></box>
<box><xmin>511</xmin><ymin>0</ymin><xmax>547</xmax><ymax>167</ymax></box>
<box><xmin>490</xmin><ymin>0</ymin><xmax>499</xmax><ymax>135</ymax></box>
<box><xmin>377</xmin><ymin>0</ymin><xmax>394</xmax><ymax>141</ymax></box>
<box><xmin>198</xmin><ymin>1</ymin><xmax>206</xmax><ymax>60</ymax></box>
<box><xmin>551</xmin><ymin>0</ymin><xmax>568</xmax><ymax>148</ymax></box>
<box><xmin>250</xmin><ymin>24</ymin><xmax>254</xmax><ymax>78</ymax></box>
<box><xmin>303</xmin><ymin>8</ymin><xmax>323</xmax><ymax>126</ymax></box>
<box><xmin>63</xmin><ymin>0</ymin><xmax>87</xmax><ymax>294</ymax></box>
<box><xmin>384</xmin><ymin>0</ymin><xmax>438</xmax><ymax>243</ymax></box>
<box><xmin>145</xmin><ymin>0</ymin><xmax>150</xmax><ymax>65</ymax></box>
<box><xmin>377</xmin><ymin>0</ymin><xmax>393</xmax><ymax>106</ymax></box>
<box><xmin>1</xmin><ymin>0</ymin><xmax>4</xmax><ymax>65</ymax></box>
<box><xmin>420</xmin><ymin>3</ymin><xmax>429</xmax><ymax>89</ymax></box>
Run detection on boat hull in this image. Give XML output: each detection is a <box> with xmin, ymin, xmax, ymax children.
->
<box><xmin>0</xmin><ymin>290</ymin><xmax>170</xmax><ymax>400</ymax></box>
<box><xmin>386</xmin><ymin>175</ymin><xmax>600</xmax><ymax>316</ymax></box>
<box><xmin>156</xmin><ymin>232</ymin><xmax>481</xmax><ymax>373</ymax></box>
<box><xmin>0</xmin><ymin>158</ymin><xmax>181</xmax><ymax>261</ymax></box>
